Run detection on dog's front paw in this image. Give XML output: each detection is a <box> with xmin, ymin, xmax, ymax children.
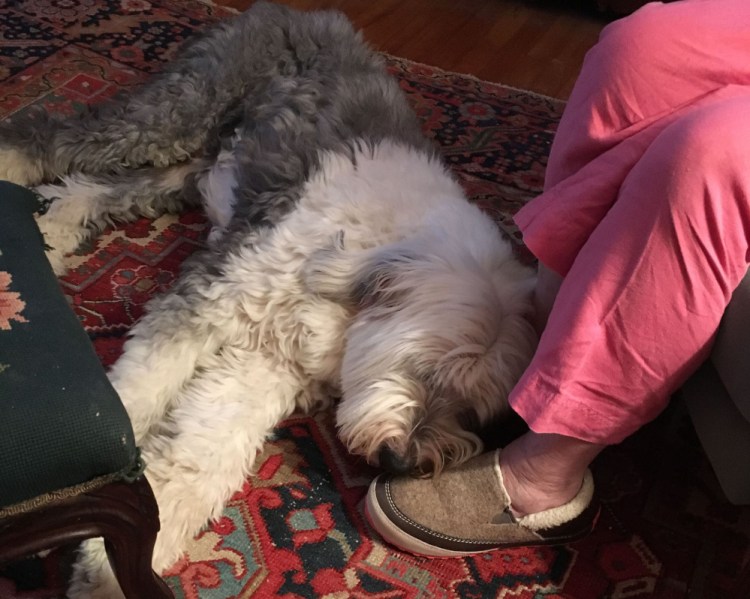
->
<box><xmin>67</xmin><ymin>575</ymin><xmax>125</xmax><ymax>599</ymax></box>
<box><xmin>0</xmin><ymin>146</ymin><xmax>44</xmax><ymax>186</ymax></box>
<box><xmin>35</xmin><ymin>212</ymin><xmax>75</xmax><ymax>277</ymax></box>
<box><xmin>207</xmin><ymin>224</ymin><xmax>227</xmax><ymax>247</ymax></box>
<box><xmin>33</xmin><ymin>182</ymin><xmax>97</xmax><ymax>276</ymax></box>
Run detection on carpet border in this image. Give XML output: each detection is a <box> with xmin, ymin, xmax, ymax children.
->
<box><xmin>381</xmin><ymin>51</ymin><xmax>567</xmax><ymax>106</ymax></box>
<box><xmin>200</xmin><ymin>0</ymin><xmax>240</xmax><ymax>14</ymax></box>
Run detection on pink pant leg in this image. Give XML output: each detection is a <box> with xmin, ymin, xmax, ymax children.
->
<box><xmin>510</xmin><ymin>94</ymin><xmax>750</xmax><ymax>444</ymax></box>
<box><xmin>547</xmin><ymin>0</ymin><xmax>750</xmax><ymax>190</ymax></box>
<box><xmin>515</xmin><ymin>0</ymin><xmax>750</xmax><ymax>277</ymax></box>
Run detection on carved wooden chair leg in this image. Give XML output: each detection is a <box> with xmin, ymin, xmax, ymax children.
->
<box><xmin>89</xmin><ymin>477</ymin><xmax>173</xmax><ymax>599</ymax></box>
<box><xmin>0</xmin><ymin>477</ymin><xmax>173</xmax><ymax>599</ymax></box>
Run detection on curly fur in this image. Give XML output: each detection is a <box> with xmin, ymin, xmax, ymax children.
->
<box><xmin>0</xmin><ymin>3</ymin><xmax>537</xmax><ymax>597</ymax></box>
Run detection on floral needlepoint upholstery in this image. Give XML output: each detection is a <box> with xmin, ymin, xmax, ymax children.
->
<box><xmin>0</xmin><ymin>180</ymin><xmax>141</xmax><ymax>515</ymax></box>
<box><xmin>0</xmin><ymin>271</ymin><xmax>27</xmax><ymax>331</ymax></box>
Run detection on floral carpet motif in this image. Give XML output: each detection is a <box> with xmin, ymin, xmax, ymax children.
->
<box><xmin>1</xmin><ymin>1</ymin><xmax>748</xmax><ymax>597</ymax></box>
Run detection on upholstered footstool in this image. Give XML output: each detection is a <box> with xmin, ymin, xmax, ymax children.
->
<box><xmin>0</xmin><ymin>181</ymin><xmax>172</xmax><ymax>598</ymax></box>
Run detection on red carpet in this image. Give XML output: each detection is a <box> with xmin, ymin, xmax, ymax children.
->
<box><xmin>0</xmin><ymin>1</ymin><xmax>748</xmax><ymax>597</ymax></box>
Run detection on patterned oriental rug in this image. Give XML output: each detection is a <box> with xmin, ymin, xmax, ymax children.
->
<box><xmin>1</xmin><ymin>1</ymin><xmax>749</xmax><ymax>597</ymax></box>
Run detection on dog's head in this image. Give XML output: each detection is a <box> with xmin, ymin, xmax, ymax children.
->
<box><xmin>305</xmin><ymin>223</ymin><xmax>537</xmax><ymax>475</ymax></box>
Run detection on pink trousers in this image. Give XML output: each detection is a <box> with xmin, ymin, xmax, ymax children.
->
<box><xmin>510</xmin><ymin>0</ymin><xmax>750</xmax><ymax>444</ymax></box>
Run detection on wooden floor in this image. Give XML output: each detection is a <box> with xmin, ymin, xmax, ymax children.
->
<box><xmin>215</xmin><ymin>0</ymin><xmax>612</xmax><ymax>100</ymax></box>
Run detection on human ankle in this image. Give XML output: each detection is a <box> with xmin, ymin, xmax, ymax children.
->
<box><xmin>499</xmin><ymin>432</ymin><xmax>603</xmax><ymax>516</ymax></box>
<box><xmin>500</xmin><ymin>453</ymin><xmax>583</xmax><ymax>516</ymax></box>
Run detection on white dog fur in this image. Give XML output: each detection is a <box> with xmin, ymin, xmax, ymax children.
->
<box><xmin>0</xmin><ymin>4</ymin><xmax>537</xmax><ymax>597</ymax></box>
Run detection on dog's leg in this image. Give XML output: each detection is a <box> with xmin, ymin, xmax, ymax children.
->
<box><xmin>0</xmin><ymin>28</ymin><xmax>230</xmax><ymax>184</ymax></box>
<box><xmin>145</xmin><ymin>350</ymin><xmax>302</xmax><ymax>572</ymax></box>
<box><xmin>70</xmin><ymin>349</ymin><xmax>302</xmax><ymax>599</ymax></box>
<box><xmin>109</xmin><ymin>275</ymin><xmax>242</xmax><ymax>443</ymax></box>
<box><xmin>0</xmin><ymin>28</ymin><xmax>242</xmax><ymax>184</ymax></box>
<box><xmin>0</xmin><ymin>2</ymin><xmax>343</xmax><ymax>185</ymax></box>
<box><xmin>0</xmin><ymin>108</ymin><xmax>56</xmax><ymax>185</ymax></box>
<box><xmin>34</xmin><ymin>161</ymin><xmax>202</xmax><ymax>274</ymax></box>
<box><xmin>67</xmin><ymin>539</ymin><xmax>122</xmax><ymax>599</ymax></box>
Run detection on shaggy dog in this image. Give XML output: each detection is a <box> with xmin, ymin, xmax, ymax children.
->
<box><xmin>0</xmin><ymin>3</ymin><xmax>537</xmax><ymax>596</ymax></box>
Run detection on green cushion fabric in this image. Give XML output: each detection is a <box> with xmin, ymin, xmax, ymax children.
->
<box><xmin>0</xmin><ymin>181</ymin><xmax>138</xmax><ymax>510</ymax></box>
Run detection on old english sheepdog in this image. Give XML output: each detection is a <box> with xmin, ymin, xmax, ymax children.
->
<box><xmin>0</xmin><ymin>2</ymin><xmax>537</xmax><ymax>596</ymax></box>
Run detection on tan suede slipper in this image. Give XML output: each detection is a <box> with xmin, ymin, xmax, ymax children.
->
<box><xmin>365</xmin><ymin>449</ymin><xmax>599</xmax><ymax>557</ymax></box>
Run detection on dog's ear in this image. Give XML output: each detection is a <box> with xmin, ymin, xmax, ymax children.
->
<box><xmin>304</xmin><ymin>238</ymin><xmax>418</xmax><ymax>309</ymax></box>
<box><xmin>431</xmin><ymin>309</ymin><xmax>537</xmax><ymax>422</ymax></box>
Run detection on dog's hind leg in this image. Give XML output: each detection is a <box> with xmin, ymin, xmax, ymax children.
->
<box><xmin>0</xmin><ymin>21</ymin><xmax>247</xmax><ymax>185</ymax></box>
<box><xmin>0</xmin><ymin>2</ymin><xmax>332</xmax><ymax>185</ymax></box>
<box><xmin>69</xmin><ymin>349</ymin><xmax>302</xmax><ymax>599</ymax></box>
<box><xmin>34</xmin><ymin>160</ymin><xmax>203</xmax><ymax>274</ymax></box>
<box><xmin>0</xmin><ymin>108</ymin><xmax>57</xmax><ymax>186</ymax></box>
<box><xmin>0</xmin><ymin>33</ymin><xmax>233</xmax><ymax>185</ymax></box>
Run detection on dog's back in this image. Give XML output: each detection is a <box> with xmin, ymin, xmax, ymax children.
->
<box><xmin>195</xmin><ymin>1</ymin><xmax>436</xmax><ymax>238</ymax></box>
